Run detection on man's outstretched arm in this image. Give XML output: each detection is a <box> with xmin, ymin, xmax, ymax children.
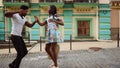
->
<box><xmin>24</xmin><ymin>21</ymin><xmax>36</xmax><ymax>28</ymax></box>
<box><xmin>5</xmin><ymin>11</ymin><xmax>19</xmax><ymax>18</ymax></box>
<box><xmin>24</xmin><ymin>16</ymin><xmax>37</xmax><ymax>28</ymax></box>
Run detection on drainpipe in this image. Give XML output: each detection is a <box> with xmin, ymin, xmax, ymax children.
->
<box><xmin>117</xmin><ymin>10</ymin><xmax>120</xmax><ymax>47</ymax></box>
<box><xmin>4</xmin><ymin>6</ymin><xmax>5</xmax><ymax>42</ymax></box>
<box><xmin>96</xmin><ymin>6</ymin><xmax>99</xmax><ymax>40</ymax></box>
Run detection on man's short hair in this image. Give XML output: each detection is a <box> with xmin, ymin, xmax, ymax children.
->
<box><xmin>20</xmin><ymin>5</ymin><xmax>29</xmax><ymax>10</ymax></box>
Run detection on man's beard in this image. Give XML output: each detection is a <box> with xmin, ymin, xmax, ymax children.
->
<box><xmin>23</xmin><ymin>14</ymin><xmax>26</xmax><ymax>17</ymax></box>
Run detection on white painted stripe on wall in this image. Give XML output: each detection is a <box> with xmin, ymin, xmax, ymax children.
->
<box><xmin>99</xmin><ymin>0</ymin><xmax>110</xmax><ymax>4</ymax></box>
<box><xmin>0</xmin><ymin>0</ymin><xmax>3</xmax><ymax>6</ymax></box>
<box><xmin>30</xmin><ymin>0</ymin><xmax>39</xmax><ymax>3</ymax></box>
<box><xmin>95</xmin><ymin>6</ymin><xmax>99</xmax><ymax>40</ymax></box>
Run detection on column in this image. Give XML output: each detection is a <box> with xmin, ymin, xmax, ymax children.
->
<box><xmin>95</xmin><ymin>6</ymin><xmax>99</xmax><ymax>40</ymax></box>
<box><xmin>30</xmin><ymin>0</ymin><xmax>40</xmax><ymax>40</ymax></box>
<box><xmin>0</xmin><ymin>0</ymin><xmax>5</xmax><ymax>41</ymax></box>
<box><xmin>99</xmin><ymin>4</ymin><xmax>111</xmax><ymax>40</ymax></box>
<box><xmin>64</xmin><ymin>10</ymin><xmax>73</xmax><ymax>40</ymax></box>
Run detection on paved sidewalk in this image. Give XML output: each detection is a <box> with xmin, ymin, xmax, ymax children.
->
<box><xmin>0</xmin><ymin>48</ymin><xmax>120</xmax><ymax>68</ymax></box>
<box><xmin>0</xmin><ymin>40</ymin><xmax>118</xmax><ymax>54</ymax></box>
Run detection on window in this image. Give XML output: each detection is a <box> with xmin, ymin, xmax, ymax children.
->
<box><xmin>93</xmin><ymin>0</ymin><xmax>98</xmax><ymax>3</ymax></box>
<box><xmin>39</xmin><ymin>0</ymin><xmax>61</xmax><ymax>2</ymax></box>
<box><xmin>4</xmin><ymin>0</ymin><xmax>11</xmax><ymax>2</ymax></box>
<box><xmin>74</xmin><ymin>0</ymin><xmax>89</xmax><ymax>3</ymax></box>
<box><xmin>4</xmin><ymin>0</ymin><xmax>29</xmax><ymax>2</ymax></box>
<box><xmin>73</xmin><ymin>0</ymin><xmax>98</xmax><ymax>3</ymax></box>
<box><xmin>39</xmin><ymin>0</ymin><xmax>44</xmax><ymax>2</ymax></box>
<box><xmin>46</xmin><ymin>0</ymin><xmax>57</xmax><ymax>2</ymax></box>
<box><xmin>77</xmin><ymin>21</ymin><xmax>90</xmax><ymax>36</ymax></box>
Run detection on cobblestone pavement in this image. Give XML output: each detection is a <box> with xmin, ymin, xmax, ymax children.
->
<box><xmin>0</xmin><ymin>48</ymin><xmax>120</xmax><ymax>68</ymax></box>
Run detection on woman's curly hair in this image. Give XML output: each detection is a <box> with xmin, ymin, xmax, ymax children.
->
<box><xmin>49</xmin><ymin>5</ymin><xmax>57</xmax><ymax>16</ymax></box>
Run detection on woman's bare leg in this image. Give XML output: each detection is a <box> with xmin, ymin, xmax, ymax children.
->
<box><xmin>51</xmin><ymin>42</ymin><xmax>58</xmax><ymax>67</ymax></box>
<box><xmin>45</xmin><ymin>43</ymin><xmax>54</xmax><ymax>61</ymax></box>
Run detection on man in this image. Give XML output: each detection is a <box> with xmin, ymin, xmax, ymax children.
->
<box><xmin>5</xmin><ymin>5</ymin><xmax>37</xmax><ymax>68</ymax></box>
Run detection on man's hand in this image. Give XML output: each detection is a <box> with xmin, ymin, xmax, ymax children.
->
<box><xmin>24</xmin><ymin>16</ymin><xmax>38</xmax><ymax>28</ymax></box>
<box><xmin>34</xmin><ymin>16</ymin><xmax>47</xmax><ymax>26</ymax></box>
<box><xmin>34</xmin><ymin>16</ymin><xmax>39</xmax><ymax>22</ymax></box>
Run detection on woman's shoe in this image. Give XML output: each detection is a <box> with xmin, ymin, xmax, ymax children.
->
<box><xmin>51</xmin><ymin>65</ymin><xmax>59</xmax><ymax>68</ymax></box>
<box><xmin>49</xmin><ymin>63</ymin><xmax>54</xmax><ymax>68</ymax></box>
<box><xmin>9</xmin><ymin>63</ymin><xmax>15</xmax><ymax>68</ymax></box>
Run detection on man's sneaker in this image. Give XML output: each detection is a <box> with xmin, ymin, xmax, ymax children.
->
<box><xmin>9</xmin><ymin>63</ymin><xmax>15</xmax><ymax>68</ymax></box>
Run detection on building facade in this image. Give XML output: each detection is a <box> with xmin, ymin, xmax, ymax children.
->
<box><xmin>0</xmin><ymin>0</ymin><xmax>111</xmax><ymax>41</ymax></box>
<box><xmin>110</xmin><ymin>0</ymin><xmax>120</xmax><ymax>40</ymax></box>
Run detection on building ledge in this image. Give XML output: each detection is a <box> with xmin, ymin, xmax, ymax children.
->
<box><xmin>4</xmin><ymin>2</ymin><xmax>29</xmax><ymax>7</ymax></box>
<box><xmin>75</xmin><ymin>36</ymin><xmax>94</xmax><ymax>40</ymax></box>
<box><xmin>74</xmin><ymin>3</ymin><xmax>98</xmax><ymax>8</ymax></box>
<box><xmin>39</xmin><ymin>2</ymin><xmax>64</xmax><ymax>7</ymax></box>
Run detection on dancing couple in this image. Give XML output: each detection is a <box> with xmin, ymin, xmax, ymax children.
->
<box><xmin>5</xmin><ymin>5</ymin><xmax>64</xmax><ymax>68</ymax></box>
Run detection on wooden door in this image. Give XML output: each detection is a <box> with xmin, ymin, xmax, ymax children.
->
<box><xmin>77</xmin><ymin>20</ymin><xmax>90</xmax><ymax>36</ymax></box>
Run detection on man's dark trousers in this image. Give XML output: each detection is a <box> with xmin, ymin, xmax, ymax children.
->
<box><xmin>10</xmin><ymin>35</ymin><xmax>28</xmax><ymax>68</ymax></box>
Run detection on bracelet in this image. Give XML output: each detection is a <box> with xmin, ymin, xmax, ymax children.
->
<box><xmin>54</xmin><ymin>20</ymin><xmax>57</xmax><ymax>23</ymax></box>
<box><xmin>33</xmin><ymin>21</ymin><xmax>36</xmax><ymax>23</ymax></box>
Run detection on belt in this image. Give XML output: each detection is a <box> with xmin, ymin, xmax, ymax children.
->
<box><xmin>11</xmin><ymin>34</ymin><xmax>20</xmax><ymax>37</ymax></box>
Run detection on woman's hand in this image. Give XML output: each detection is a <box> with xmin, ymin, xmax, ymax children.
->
<box><xmin>49</xmin><ymin>19</ymin><xmax>54</xmax><ymax>22</ymax></box>
<box><xmin>34</xmin><ymin>16</ymin><xmax>47</xmax><ymax>26</ymax></box>
<box><xmin>34</xmin><ymin>16</ymin><xmax>39</xmax><ymax>22</ymax></box>
<box><xmin>55</xmin><ymin>14</ymin><xmax>59</xmax><ymax>17</ymax></box>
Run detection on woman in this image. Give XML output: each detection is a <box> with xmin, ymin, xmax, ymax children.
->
<box><xmin>35</xmin><ymin>5</ymin><xmax>64</xmax><ymax>68</ymax></box>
